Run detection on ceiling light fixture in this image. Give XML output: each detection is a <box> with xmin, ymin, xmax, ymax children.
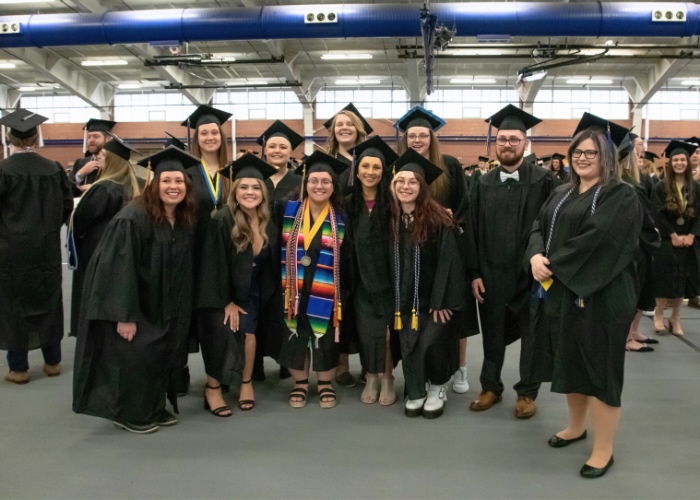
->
<box><xmin>0</xmin><ymin>0</ymin><xmax>55</xmax><ymax>3</ymax></box>
<box><xmin>335</xmin><ymin>79</ymin><xmax>381</xmax><ymax>85</ymax></box>
<box><xmin>449</xmin><ymin>50</ymin><xmax>504</xmax><ymax>56</ymax></box>
<box><xmin>681</xmin><ymin>80</ymin><xmax>700</xmax><ymax>86</ymax></box>
<box><xmin>321</xmin><ymin>53</ymin><xmax>373</xmax><ymax>60</ymax></box>
<box><xmin>0</xmin><ymin>62</ymin><xmax>16</xmax><ymax>69</ymax></box>
<box><xmin>18</xmin><ymin>86</ymin><xmax>36</xmax><ymax>91</ymax></box>
<box><xmin>81</xmin><ymin>60</ymin><xmax>128</xmax><ymax>67</ymax></box>
<box><xmin>450</xmin><ymin>78</ymin><xmax>497</xmax><ymax>84</ymax></box>
<box><xmin>226</xmin><ymin>80</ymin><xmax>268</xmax><ymax>86</ymax></box>
<box><xmin>566</xmin><ymin>78</ymin><xmax>613</xmax><ymax>85</ymax></box>
<box><xmin>117</xmin><ymin>83</ymin><xmax>142</xmax><ymax>89</ymax></box>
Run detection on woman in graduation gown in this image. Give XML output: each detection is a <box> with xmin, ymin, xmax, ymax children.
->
<box><xmin>195</xmin><ymin>154</ymin><xmax>281</xmax><ymax>415</ymax></box>
<box><xmin>258</xmin><ymin>120</ymin><xmax>304</xmax><ymax>206</ymax></box>
<box><xmin>527</xmin><ymin>128</ymin><xmax>643</xmax><ymax>478</ymax></box>
<box><xmin>344</xmin><ymin>136</ymin><xmax>399</xmax><ymax>405</ymax></box>
<box><xmin>0</xmin><ymin>110</ymin><xmax>73</xmax><ymax>384</ymax></box>
<box><xmin>550</xmin><ymin>153</ymin><xmax>570</xmax><ymax>183</ymax></box>
<box><xmin>72</xmin><ymin>147</ymin><xmax>199</xmax><ymax>434</ymax></box>
<box><xmin>396</xmin><ymin>106</ymin><xmax>471</xmax><ymax>394</ymax></box>
<box><xmin>69</xmin><ymin>135</ymin><xmax>140</xmax><ymax>337</ymax></box>
<box><xmin>651</xmin><ymin>140</ymin><xmax>700</xmax><ymax>337</ymax></box>
<box><xmin>280</xmin><ymin>152</ymin><xmax>348</xmax><ymax>409</ymax></box>
<box><xmin>390</xmin><ymin>149</ymin><xmax>465</xmax><ymax>419</ymax></box>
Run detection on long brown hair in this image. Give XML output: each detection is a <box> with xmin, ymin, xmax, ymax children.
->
<box><xmin>227</xmin><ymin>178</ymin><xmax>271</xmax><ymax>252</ymax></box>
<box><xmin>325</xmin><ymin>111</ymin><xmax>367</xmax><ymax>157</ymax></box>
<box><xmin>620</xmin><ymin>150</ymin><xmax>640</xmax><ymax>184</ymax></box>
<box><xmin>397</xmin><ymin>129</ymin><xmax>450</xmax><ymax>206</ymax></box>
<box><xmin>390</xmin><ymin>171</ymin><xmax>457</xmax><ymax>246</ymax></box>
<box><xmin>190</xmin><ymin>123</ymin><xmax>231</xmax><ymax>198</ymax></box>
<box><xmin>92</xmin><ymin>149</ymin><xmax>140</xmax><ymax>201</ymax></box>
<box><xmin>138</xmin><ymin>171</ymin><xmax>197</xmax><ymax>227</ymax></box>
<box><xmin>663</xmin><ymin>152</ymin><xmax>695</xmax><ymax>217</ymax></box>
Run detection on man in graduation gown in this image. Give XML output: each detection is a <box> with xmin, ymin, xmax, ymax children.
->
<box><xmin>467</xmin><ymin>105</ymin><xmax>559</xmax><ymax>418</ymax></box>
<box><xmin>0</xmin><ymin>109</ymin><xmax>73</xmax><ymax>384</ymax></box>
<box><xmin>70</xmin><ymin>118</ymin><xmax>116</xmax><ymax>196</ymax></box>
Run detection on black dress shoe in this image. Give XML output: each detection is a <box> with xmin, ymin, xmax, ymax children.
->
<box><xmin>548</xmin><ymin>430</ymin><xmax>587</xmax><ymax>448</ymax></box>
<box><xmin>580</xmin><ymin>456</ymin><xmax>614</xmax><ymax>478</ymax></box>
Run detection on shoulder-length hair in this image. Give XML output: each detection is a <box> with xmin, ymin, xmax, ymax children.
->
<box><xmin>137</xmin><ymin>170</ymin><xmax>197</xmax><ymax>227</ymax></box>
<box><xmin>390</xmin><ymin>171</ymin><xmax>457</xmax><ymax>246</ymax></box>
<box><xmin>190</xmin><ymin>123</ymin><xmax>231</xmax><ymax>199</ymax></box>
<box><xmin>566</xmin><ymin>128</ymin><xmax>621</xmax><ymax>187</ymax></box>
<box><xmin>92</xmin><ymin>149</ymin><xmax>140</xmax><ymax>201</ymax></box>
<box><xmin>397</xmin><ymin>129</ymin><xmax>450</xmax><ymax>206</ymax></box>
<box><xmin>227</xmin><ymin>177</ymin><xmax>271</xmax><ymax>252</ymax></box>
<box><xmin>325</xmin><ymin>111</ymin><xmax>367</xmax><ymax>157</ymax></box>
<box><xmin>663</xmin><ymin>151</ymin><xmax>695</xmax><ymax>217</ymax></box>
<box><xmin>347</xmin><ymin>159</ymin><xmax>392</xmax><ymax>232</ymax></box>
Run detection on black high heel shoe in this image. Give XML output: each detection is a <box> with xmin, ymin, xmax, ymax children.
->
<box><xmin>580</xmin><ymin>456</ymin><xmax>614</xmax><ymax>478</ymax></box>
<box><xmin>204</xmin><ymin>383</ymin><xmax>232</xmax><ymax>417</ymax></box>
<box><xmin>238</xmin><ymin>378</ymin><xmax>255</xmax><ymax>411</ymax></box>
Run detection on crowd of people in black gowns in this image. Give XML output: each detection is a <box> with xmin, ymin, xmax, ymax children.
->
<box><xmin>2</xmin><ymin>99</ymin><xmax>699</xmax><ymax>480</ymax></box>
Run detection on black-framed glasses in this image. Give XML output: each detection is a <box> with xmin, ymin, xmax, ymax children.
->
<box><xmin>572</xmin><ymin>149</ymin><xmax>598</xmax><ymax>159</ymax></box>
<box><xmin>496</xmin><ymin>137</ymin><xmax>522</xmax><ymax>146</ymax></box>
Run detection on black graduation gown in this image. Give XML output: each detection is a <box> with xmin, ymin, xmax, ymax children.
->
<box><xmin>0</xmin><ymin>152</ymin><xmax>72</xmax><ymax>351</ymax></box>
<box><xmin>651</xmin><ymin>180</ymin><xmax>700</xmax><ymax>298</ymax></box>
<box><xmin>70</xmin><ymin>156</ymin><xmax>101</xmax><ymax>197</ymax></box>
<box><xmin>467</xmin><ymin>160</ymin><xmax>558</xmax><ymax>396</ymax></box>
<box><xmin>526</xmin><ymin>181</ymin><xmax>642</xmax><ymax>407</ymax></box>
<box><xmin>336</xmin><ymin>154</ymin><xmax>354</xmax><ymax>195</ymax></box>
<box><xmin>265</xmin><ymin>169</ymin><xmax>301</xmax><ymax>207</ymax></box>
<box><xmin>72</xmin><ymin>203</ymin><xmax>194</xmax><ymax>425</ymax></box>
<box><xmin>194</xmin><ymin>206</ymin><xmax>283</xmax><ymax>383</ymax></box>
<box><xmin>552</xmin><ymin>168</ymin><xmax>570</xmax><ymax>183</ymax></box>
<box><xmin>69</xmin><ymin>180</ymin><xmax>130</xmax><ymax>336</ymax></box>
<box><xmin>391</xmin><ymin>219</ymin><xmax>465</xmax><ymax>400</ymax></box>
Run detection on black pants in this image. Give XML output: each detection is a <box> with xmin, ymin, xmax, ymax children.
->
<box><xmin>7</xmin><ymin>342</ymin><xmax>61</xmax><ymax>372</ymax></box>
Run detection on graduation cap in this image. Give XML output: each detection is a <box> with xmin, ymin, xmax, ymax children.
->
<box><xmin>618</xmin><ymin>133</ymin><xmax>634</xmax><ymax>161</ymax></box>
<box><xmin>323</xmin><ymin>103</ymin><xmax>373</xmax><ymax>135</ymax></box>
<box><xmin>540</xmin><ymin>155</ymin><xmax>552</xmax><ymax>162</ymax></box>
<box><xmin>84</xmin><ymin>118</ymin><xmax>116</xmax><ymax>133</ymax></box>
<box><xmin>348</xmin><ymin>136</ymin><xmax>399</xmax><ymax>168</ymax></box>
<box><xmin>644</xmin><ymin>151</ymin><xmax>659</xmax><ymax>162</ymax></box>
<box><xmin>256</xmin><ymin>120</ymin><xmax>304</xmax><ymax>150</ymax></box>
<box><xmin>572</xmin><ymin>112</ymin><xmax>628</xmax><ymax>148</ymax></box>
<box><xmin>629</xmin><ymin>132</ymin><xmax>639</xmax><ymax>141</ymax></box>
<box><xmin>663</xmin><ymin>140</ymin><xmax>698</xmax><ymax>159</ymax></box>
<box><xmin>181</xmin><ymin>105</ymin><xmax>232</xmax><ymax>130</ymax></box>
<box><xmin>137</xmin><ymin>146</ymin><xmax>200</xmax><ymax>187</ymax></box>
<box><xmin>103</xmin><ymin>133</ymin><xmax>139</xmax><ymax>161</ymax></box>
<box><xmin>478</xmin><ymin>155</ymin><xmax>489</xmax><ymax>162</ymax></box>
<box><xmin>394</xmin><ymin>106</ymin><xmax>446</xmax><ymax>133</ymax></box>
<box><xmin>391</xmin><ymin>148</ymin><xmax>443</xmax><ymax>186</ymax></box>
<box><xmin>294</xmin><ymin>150</ymin><xmax>349</xmax><ymax>180</ymax></box>
<box><xmin>239</xmin><ymin>149</ymin><xmax>260</xmax><ymax>156</ymax></box>
<box><xmin>686</xmin><ymin>137</ymin><xmax>700</xmax><ymax>146</ymax></box>
<box><xmin>164</xmin><ymin>132</ymin><xmax>186</xmax><ymax>151</ymax></box>
<box><xmin>551</xmin><ymin>153</ymin><xmax>566</xmax><ymax>161</ymax></box>
<box><xmin>0</xmin><ymin>109</ymin><xmax>48</xmax><ymax>139</ymax></box>
<box><xmin>485</xmin><ymin>104</ymin><xmax>542</xmax><ymax>133</ymax></box>
<box><xmin>219</xmin><ymin>152</ymin><xmax>277</xmax><ymax>182</ymax></box>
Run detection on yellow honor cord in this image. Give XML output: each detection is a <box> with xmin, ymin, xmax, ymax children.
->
<box><xmin>394</xmin><ymin>312</ymin><xmax>403</xmax><ymax>330</ymax></box>
<box><xmin>302</xmin><ymin>201</ymin><xmax>330</xmax><ymax>251</ymax></box>
<box><xmin>201</xmin><ymin>159</ymin><xmax>221</xmax><ymax>201</ymax></box>
<box><xmin>677</xmin><ymin>183</ymin><xmax>686</xmax><ymax>209</ymax></box>
<box><xmin>541</xmin><ymin>277</ymin><xmax>554</xmax><ymax>291</ymax></box>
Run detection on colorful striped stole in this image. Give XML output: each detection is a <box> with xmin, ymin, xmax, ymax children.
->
<box><xmin>282</xmin><ymin>200</ymin><xmax>345</xmax><ymax>341</ymax></box>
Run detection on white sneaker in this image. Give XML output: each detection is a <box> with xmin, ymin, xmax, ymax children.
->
<box><xmin>641</xmin><ymin>310</ymin><xmax>655</xmax><ymax>317</ymax></box>
<box><xmin>452</xmin><ymin>365</ymin><xmax>469</xmax><ymax>394</ymax></box>
<box><xmin>423</xmin><ymin>384</ymin><xmax>447</xmax><ymax>419</ymax></box>
<box><xmin>404</xmin><ymin>397</ymin><xmax>426</xmax><ymax>418</ymax></box>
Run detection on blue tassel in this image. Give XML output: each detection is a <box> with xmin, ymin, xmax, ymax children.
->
<box><xmin>486</xmin><ymin>119</ymin><xmax>493</xmax><ymax>155</ymax></box>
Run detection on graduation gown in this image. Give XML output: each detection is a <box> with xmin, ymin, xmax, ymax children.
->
<box><xmin>265</xmin><ymin>169</ymin><xmax>301</xmax><ymax>207</ymax></box>
<box><xmin>526</xmin><ymin>181</ymin><xmax>642</xmax><ymax>407</ymax></box>
<box><xmin>0</xmin><ymin>152</ymin><xmax>72</xmax><ymax>351</ymax></box>
<box><xmin>391</xmin><ymin>219</ymin><xmax>465</xmax><ymax>400</ymax></box>
<box><xmin>69</xmin><ymin>180</ymin><xmax>130</xmax><ymax>336</ymax></box>
<box><xmin>70</xmin><ymin>156</ymin><xmax>101</xmax><ymax>197</ymax></box>
<box><xmin>194</xmin><ymin>206</ymin><xmax>283</xmax><ymax>383</ymax></box>
<box><xmin>467</xmin><ymin>160</ymin><xmax>558</xmax><ymax>396</ymax></box>
<box><xmin>651</xmin><ymin>180</ymin><xmax>700</xmax><ymax>298</ymax></box>
<box><xmin>552</xmin><ymin>168</ymin><xmax>570</xmax><ymax>183</ymax></box>
<box><xmin>72</xmin><ymin>203</ymin><xmax>194</xmax><ymax>424</ymax></box>
<box><xmin>336</xmin><ymin>154</ymin><xmax>354</xmax><ymax>195</ymax></box>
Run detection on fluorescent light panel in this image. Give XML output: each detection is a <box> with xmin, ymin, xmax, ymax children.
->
<box><xmin>0</xmin><ymin>63</ymin><xmax>16</xmax><ymax>69</ymax></box>
<box><xmin>117</xmin><ymin>83</ymin><xmax>142</xmax><ymax>89</ymax></box>
<box><xmin>19</xmin><ymin>86</ymin><xmax>36</xmax><ymax>91</ymax></box>
<box><xmin>681</xmin><ymin>80</ymin><xmax>700</xmax><ymax>86</ymax></box>
<box><xmin>566</xmin><ymin>78</ymin><xmax>613</xmax><ymax>85</ymax></box>
<box><xmin>450</xmin><ymin>78</ymin><xmax>497</xmax><ymax>84</ymax></box>
<box><xmin>0</xmin><ymin>0</ymin><xmax>55</xmax><ymax>3</ymax></box>
<box><xmin>450</xmin><ymin>50</ymin><xmax>504</xmax><ymax>56</ymax></box>
<box><xmin>321</xmin><ymin>53</ymin><xmax>373</xmax><ymax>60</ymax></box>
<box><xmin>335</xmin><ymin>79</ymin><xmax>381</xmax><ymax>85</ymax></box>
<box><xmin>226</xmin><ymin>80</ymin><xmax>268</xmax><ymax>86</ymax></box>
<box><xmin>81</xmin><ymin>60</ymin><xmax>128</xmax><ymax>67</ymax></box>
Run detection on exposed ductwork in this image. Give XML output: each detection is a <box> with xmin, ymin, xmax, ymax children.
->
<box><xmin>0</xmin><ymin>3</ymin><xmax>699</xmax><ymax>49</ymax></box>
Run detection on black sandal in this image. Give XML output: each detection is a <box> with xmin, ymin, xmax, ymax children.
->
<box><xmin>318</xmin><ymin>380</ymin><xmax>337</xmax><ymax>409</ymax></box>
<box><xmin>204</xmin><ymin>384</ymin><xmax>232</xmax><ymax>417</ymax></box>
<box><xmin>289</xmin><ymin>379</ymin><xmax>309</xmax><ymax>408</ymax></box>
<box><xmin>238</xmin><ymin>378</ymin><xmax>255</xmax><ymax>411</ymax></box>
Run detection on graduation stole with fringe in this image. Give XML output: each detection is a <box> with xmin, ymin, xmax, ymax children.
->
<box><xmin>282</xmin><ymin>200</ymin><xmax>345</xmax><ymax>340</ymax></box>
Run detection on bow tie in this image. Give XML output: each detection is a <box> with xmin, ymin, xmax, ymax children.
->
<box><xmin>500</xmin><ymin>171</ymin><xmax>519</xmax><ymax>183</ymax></box>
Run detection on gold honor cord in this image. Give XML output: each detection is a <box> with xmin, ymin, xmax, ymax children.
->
<box><xmin>201</xmin><ymin>159</ymin><xmax>221</xmax><ymax>204</ymax></box>
<box><xmin>301</xmin><ymin>201</ymin><xmax>330</xmax><ymax>266</ymax></box>
<box><xmin>677</xmin><ymin>184</ymin><xmax>686</xmax><ymax>225</ymax></box>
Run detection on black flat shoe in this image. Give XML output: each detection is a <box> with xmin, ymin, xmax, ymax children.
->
<box><xmin>113</xmin><ymin>420</ymin><xmax>159</xmax><ymax>434</ymax></box>
<box><xmin>548</xmin><ymin>430</ymin><xmax>587</xmax><ymax>448</ymax></box>
<box><xmin>580</xmin><ymin>456</ymin><xmax>614</xmax><ymax>479</ymax></box>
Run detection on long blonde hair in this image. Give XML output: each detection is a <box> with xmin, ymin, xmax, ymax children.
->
<box><xmin>92</xmin><ymin>149</ymin><xmax>139</xmax><ymax>201</ymax></box>
<box><xmin>397</xmin><ymin>129</ymin><xmax>450</xmax><ymax>206</ymax></box>
<box><xmin>325</xmin><ymin>111</ymin><xmax>367</xmax><ymax>157</ymax></box>
<box><xmin>620</xmin><ymin>150</ymin><xmax>640</xmax><ymax>184</ymax></box>
<box><xmin>227</xmin><ymin>178</ymin><xmax>271</xmax><ymax>252</ymax></box>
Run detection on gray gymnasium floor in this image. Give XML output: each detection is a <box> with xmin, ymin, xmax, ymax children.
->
<box><xmin>1</xmin><ymin>247</ymin><xmax>699</xmax><ymax>499</ymax></box>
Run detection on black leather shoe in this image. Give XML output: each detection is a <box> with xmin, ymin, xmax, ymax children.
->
<box><xmin>548</xmin><ymin>430</ymin><xmax>587</xmax><ymax>448</ymax></box>
<box><xmin>580</xmin><ymin>456</ymin><xmax>614</xmax><ymax>478</ymax></box>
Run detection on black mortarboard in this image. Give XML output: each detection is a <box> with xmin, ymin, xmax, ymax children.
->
<box><xmin>478</xmin><ymin>155</ymin><xmax>489</xmax><ymax>162</ymax></box>
<box><xmin>219</xmin><ymin>152</ymin><xmax>277</xmax><ymax>181</ymax></box>
<box><xmin>663</xmin><ymin>140</ymin><xmax>698</xmax><ymax>159</ymax></box>
<box><xmin>323</xmin><ymin>103</ymin><xmax>373</xmax><ymax>135</ymax></box>
<box><xmin>103</xmin><ymin>133</ymin><xmax>139</xmax><ymax>161</ymax></box>
<box><xmin>164</xmin><ymin>132</ymin><xmax>186</xmax><ymax>151</ymax></box>
<box><xmin>551</xmin><ymin>153</ymin><xmax>566</xmax><ymax>161</ymax></box>
<box><xmin>685</xmin><ymin>137</ymin><xmax>700</xmax><ymax>146</ymax></box>
<box><xmin>572</xmin><ymin>112</ymin><xmax>629</xmax><ymax>148</ymax></box>
<box><xmin>84</xmin><ymin>118</ymin><xmax>117</xmax><ymax>133</ymax></box>
<box><xmin>181</xmin><ymin>105</ymin><xmax>232</xmax><ymax>129</ymax></box>
<box><xmin>239</xmin><ymin>149</ymin><xmax>259</xmax><ymax>156</ymax></box>
<box><xmin>395</xmin><ymin>106</ymin><xmax>446</xmax><ymax>133</ymax></box>
<box><xmin>348</xmin><ymin>136</ymin><xmax>399</xmax><ymax>168</ymax></box>
<box><xmin>137</xmin><ymin>145</ymin><xmax>200</xmax><ymax>174</ymax></box>
<box><xmin>629</xmin><ymin>133</ymin><xmax>639</xmax><ymax>141</ymax></box>
<box><xmin>644</xmin><ymin>151</ymin><xmax>659</xmax><ymax>162</ymax></box>
<box><xmin>486</xmin><ymin>104</ymin><xmax>541</xmax><ymax>132</ymax></box>
<box><xmin>524</xmin><ymin>153</ymin><xmax>538</xmax><ymax>164</ymax></box>
<box><xmin>391</xmin><ymin>148</ymin><xmax>443</xmax><ymax>186</ymax></box>
<box><xmin>0</xmin><ymin>109</ymin><xmax>48</xmax><ymax>139</ymax></box>
<box><xmin>294</xmin><ymin>151</ymin><xmax>349</xmax><ymax>180</ymax></box>
<box><xmin>618</xmin><ymin>133</ymin><xmax>634</xmax><ymax>161</ymax></box>
<box><xmin>540</xmin><ymin>155</ymin><xmax>552</xmax><ymax>162</ymax></box>
<box><xmin>256</xmin><ymin>120</ymin><xmax>304</xmax><ymax>150</ymax></box>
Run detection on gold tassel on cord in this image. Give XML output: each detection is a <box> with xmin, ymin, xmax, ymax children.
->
<box><xmin>337</xmin><ymin>301</ymin><xmax>342</xmax><ymax>322</ymax></box>
<box><xmin>394</xmin><ymin>311</ymin><xmax>403</xmax><ymax>330</ymax></box>
<box><xmin>411</xmin><ymin>309</ymin><xmax>418</xmax><ymax>330</ymax></box>
<box><xmin>144</xmin><ymin>159</ymin><xmax>152</xmax><ymax>188</ymax></box>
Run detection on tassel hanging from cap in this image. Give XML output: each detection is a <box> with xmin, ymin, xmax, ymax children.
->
<box><xmin>38</xmin><ymin>125</ymin><xmax>44</xmax><ymax>148</ymax></box>
<box><xmin>144</xmin><ymin>159</ymin><xmax>152</xmax><ymax>189</ymax></box>
<box><xmin>349</xmin><ymin>149</ymin><xmax>356</xmax><ymax>187</ymax></box>
<box><xmin>186</xmin><ymin>118</ymin><xmax>192</xmax><ymax>151</ymax></box>
<box><xmin>486</xmin><ymin>119</ymin><xmax>493</xmax><ymax>155</ymax></box>
<box><xmin>300</xmin><ymin>164</ymin><xmax>307</xmax><ymax>201</ymax></box>
<box><xmin>82</xmin><ymin>127</ymin><xmax>87</xmax><ymax>154</ymax></box>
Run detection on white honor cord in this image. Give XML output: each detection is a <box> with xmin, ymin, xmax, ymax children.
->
<box><xmin>476</xmin><ymin>299</ymin><xmax>483</xmax><ymax>336</ymax></box>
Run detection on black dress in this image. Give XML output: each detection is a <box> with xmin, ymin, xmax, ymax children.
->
<box><xmin>0</xmin><ymin>152</ymin><xmax>73</xmax><ymax>351</ymax></box>
<box><xmin>73</xmin><ymin>203</ymin><xmax>194</xmax><ymax>425</ymax></box>
<box><xmin>391</xmin><ymin>217</ymin><xmax>465</xmax><ymax>400</ymax></box>
<box><xmin>652</xmin><ymin>180</ymin><xmax>700</xmax><ymax>298</ymax></box>
<box><xmin>70</xmin><ymin>181</ymin><xmax>130</xmax><ymax>336</ymax></box>
<box><xmin>467</xmin><ymin>160</ymin><xmax>559</xmax><ymax>398</ymax></box>
<box><xmin>195</xmin><ymin>207</ymin><xmax>283</xmax><ymax>384</ymax></box>
<box><xmin>526</xmin><ymin>181</ymin><xmax>642</xmax><ymax>407</ymax></box>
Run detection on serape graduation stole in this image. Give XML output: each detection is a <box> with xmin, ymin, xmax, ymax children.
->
<box><xmin>281</xmin><ymin>200</ymin><xmax>344</xmax><ymax>341</ymax></box>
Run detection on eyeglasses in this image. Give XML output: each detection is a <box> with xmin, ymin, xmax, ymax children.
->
<box><xmin>394</xmin><ymin>179</ymin><xmax>419</xmax><ymax>187</ymax></box>
<box><xmin>496</xmin><ymin>137</ymin><xmax>522</xmax><ymax>146</ymax></box>
<box><xmin>572</xmin><ymin>149</ymin><xmax>598</xmax><ymax>159</ymax></box>
<box><xmin>307</xmin><ymin>179</ymin><xmax>332</xmax><ymax>187</ymax></box>
<box><xmin>407</xmin><ymin>134</ymin><xmax>430</xmax><ymax>141</ymax></box>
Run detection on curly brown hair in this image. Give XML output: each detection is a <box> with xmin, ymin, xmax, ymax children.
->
<box><xmin>138</xmin><ymin>171</ymin><xmax>197</xmax><ymax>227</ymax></box>
<box><xmin>663</xmin><ymin>152</ymin><xmax>695</xmax><ymax>218</ymax></box>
